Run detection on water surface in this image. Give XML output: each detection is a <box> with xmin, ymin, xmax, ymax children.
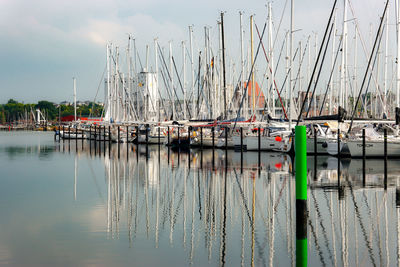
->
<box><xmin>0</xmin><ymin>131</ymin><xmax>399</xmax><ymax>266</ymax></box>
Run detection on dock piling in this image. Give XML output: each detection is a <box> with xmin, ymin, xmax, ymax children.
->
<box><xmin>117</xmin><ymin>126</ymin><xmax>120</xmax><ymax>158</ymax></box>
<box><xmin>362</xmin><ymin>128</ymin><xmax>366</xmax><ymax>186</ymax></box>
<box><xmin>225</xmin><ymin>127</ymin><xmax>228</xmax><ymax>150</ymax></box>
<box><xmin>200</xmin><ymin>127</ymin><xmax>203</xmax><ymax>148</ymax></box>
<box><xmin>212</xmin><ymin>126</ymin><xmax>215</xmax><ymax>150</ymax></box>
<box><xmin>314</xmin><ymin>127</ymin><xmax>317</xmax><ymax>180</ymax></box>
<box><xmin>145</xmin><ymin>125</ymin><xmax>149</xmax><ymax>145</ymax></box>
<box><xmin>240</xmin><ymin>127</ymin><xmax>243</xmax><ymax>173</ymax></box>
<box><xmin>167</xmin><ymin>126</ymin><xmax>170</xmax><ymax>146</ymax></box>
<box><xmin>127</xmin><ymin>125</ymin><xmax>129</xmax><ymax>160</ymax></box>
<box><xmin>384</xmin><ymin>128</ymin><xmax>387</xmax><ymax>190</ymax></box>
<box><xmin>258</xmin><ymin>127</ymin><xmax>261</xmax><ymax>171</ymax></box>
<box><xmin>108</xmin><ymin>125</ymin><xmax>111</xmax><ymax>156</ymax></box>
<box><xmin>295</xmin><ymin>125</ymin><xmax>307</xmax><ymax>267</ymax></box>
<box><xmin>158</xmin><ymin>126</ymin><xmax>160</xmax><ymax>145</ymax></box>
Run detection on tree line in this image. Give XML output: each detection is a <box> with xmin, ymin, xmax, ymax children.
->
<box><xmin>0</xmin><ymin>99</ymin><xmax>104</xmax><ymax>124</ymax></box>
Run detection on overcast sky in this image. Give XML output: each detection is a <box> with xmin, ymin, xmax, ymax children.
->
<box><xmin>0</xmin><ymin>0</ymin><xmax>387</xmax><ymax>104</ymax></box>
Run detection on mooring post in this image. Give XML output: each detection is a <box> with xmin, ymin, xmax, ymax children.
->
<box><xmin>82</xmin><ymin>128</ymin><xmax>84</xmax><ymax>150</ymax></box>
<box><xmin>94</xmin><ymin>125</ymin><xmax>97</xmax><ymax>144</ymax></box>
<box><xmin>362</xmin><ymin>128</ymin><xmax>366</xmax><ymax>160</ymax></box>
<box><xmin>103</xmin><ymin>126</ymin><xmax>106</xmax><ymax>155</ymax></box>
<box><xmin>295</xmin><ymin>125</ymin><xmax>307</xmax><ymax>267</ymax></box>
<box><xmin>384</xmin><ymin>128</ymin><xmax>387</xmax><ymax>190</ymax></box>
<box><xmin>188</xmin><ymin>126</ymin><xmax>191</xmax><ymax>148</ymax></box>
<box><xmin>258</xmin><ymin>127</ymin><xmax>261</xmax><ymax>171</ymax></box>
<box><xmin>212</xmin><ymin>126</ymin><xmax>215</xmax><ymax>150</ymax></box>
<box><xmin>98</xmin><ymin>125</ymin><xmax>101</xmax><ymax>155</ymax></box>
<box><xmin>240</xmin><ymin>127</ymin><xmax>243</xmax><ymax>151</ymax></box>
<box><xmin>314</xmin><ymin>127</ymin><xmax>317</xmax><ymax>155</ymax></box>
<box><xmin>337</xmin><ymin>129</ymin><xmax>341</xmax><ymax>189</ymax></box>
<box><xmin>108</xmin><ymin>125</ymin><xmax>111</xmax><ymax>155</ymax></box>
<box><xmin>94</xmin><ymin>125</ymin><xmax>97</xmax><ymax>154</ymax></box>
<box><xmin>135</xmin><ymin>125</ymin><xmax>138</xmax><ymax>144</ymax></box>
<box><xmin>177</xmin><ymin>126</ymin><xmax>180</xmax><ymax>148</ymax></box>
<box><xmin>68</xmin><ymin>125</ymin><xmax>71</xmax><ymax>141</ymax></box>
<box><xmin>117</xmin><ymin>126</ymin><xmax>120</xmax><ymax>158</ymax></box>
<box><xmin>240</xmin><ymin>127</ymin><xmax>243</xmax><ymax>173</ymax></box>
<box><xmin>167</xmin><ymin>126</ymin><xmax>170</xmax><ymax>146</ymax></box>
<box><xmin>225</xmin><ymin>127</ymin><xmax>228</xmax><ymax>150</ymax></box>
<box><xmin>200</xmin><ymin>127</ymin><xmax>203</xmax><ymax>149</ymax></box>
<box><xmin>89</xmin><ymin>125</ymin><xmax>92</xmax><ymax>153</ymax></box>
<box><xmin>158</xmin><ymin>126</ymin><xmax>161</xmax><ymax>145</ymax></box>
<box><xmin>63</xmin><ymin>125</ymin><xmax>65</xmax><ymax>139</ymax></box>
<box><xmin>136</xmin><ymin>126</ymin><xmax>139</xmax><ymax>161</ymax></box>
<box><xmin>145</xmin><ymin>125</ymin><xmax>149</xmax><ymax>145</ymax></box>
<box><xmin>337</xmin><ymin>129</ymin><xmax>341</xmax><ymax>158</ymax></box>
<box><xmin>362</xmin><ymin>128</ymin><xmax>366</xmax><ymax>186</ymax></box>
<box><xmin>75</xmin><ymin>125</ymin><xmax>78</xmax><ymax>152</ymax></box>
<box><xmin>397</xmin><ymin>186</ymin><xmax>400</xmax><ymax>208</ymax></box>
<box><xmin>127</xmin><ymin>125</ymin><xmax>129</xmax><ymax>160</ymax></box>
<box><xmin>314</xmin><ymin>127</ymin><xmax>317</xmax><ymax>181</ymax></box>
<box><xmin>117</xmin><ymin>126</ymin><xmax>120</xmax><ymax>143</ymax></box>
<box><xmin>145</xmin><ymin>125</ymin><xmax>149</xmax><ymax>158</ymax></box>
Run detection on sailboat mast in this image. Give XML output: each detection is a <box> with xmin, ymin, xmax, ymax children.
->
<box><xmin>127</xmin><ymin>36</ymin><xmax>132</xmax><ymax>122</ymax></box>
<box><xmin>182</xmin><ymin>41</ymin><xmax>187</xmax><ymax>120</ymax></box>
<box><xmin>106</xmin><ymin>44</ymin><xmax>111</xmax><ymax>121</ymax></box>
<box><xmin>268</xmin><ymin>2</ymin><xmax>275</xmax><ymax>117</ymax></box>
<box><xmin>353</xmin><ymin>22</ymin><xmax>357</xmax><ymax>117</ymax></box>
<box><xmin>73</xmin><ymin>77</ymin><xmax>77</xmax><ymax>122</ymax></box>
<box><xmin>314</xmin><ymin>33</ymin><xmax>318</xmax><ymax>114</ymax></box>
<box><xmin>383</xmin><ymin>4</ymin><xmax>389</xmax><ymax>117</ymax></box>
<box><xmin>240</xmin><ymin>12</ymin><xmax>246</xmax><ymax>118</ymax></box>
<box><xmin>340</xmin><ymin>0</ymin><xmax>348</xmax><ymax>111</ymax></box>
<box><xmin>397</xmin><ymin>0</ymin><xmax>400</xmax><ymax>114</ymax></box>
<box><xmin>221</xmin><ymin>12</ymin><xmax>227</xmax><ymax>119</ymax></box>
<box><xmin>289</xmin><ymin>0</ymin><xmax>294</xmax><ymax>129</ymax></box>
<box><xmin>329</xmin><ymin>11</ymin><xmax>335</xmax><ymax>115</ymax></box>
<box><xmin>155</xmin><ymin>38</ymin><xmax>159</xmax><ymax>122</ymax></box>
<box><xmin>189</xmin><ymin>26</ymin><xmax>195</xmax><ymax>118</ymax></box>
<box><xmin>250</xmin><ymin>15</ymin><xmax>255</xmax><ymax>117</ymax></box>
<box><xmin>169</xmin><ymin>41</ymin><xmax>175</xmax><ymax>121</ymax></box>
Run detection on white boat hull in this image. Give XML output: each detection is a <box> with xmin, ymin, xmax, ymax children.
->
<box><xmin>347</xmin><ymin>139</ymin><xmax>400</xmax><ymax>157</ymax></box>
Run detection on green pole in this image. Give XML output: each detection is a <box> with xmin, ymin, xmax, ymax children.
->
<box><xmin>295</xmin><ymin>125</ymin><xmax>307</xmax><ymax>200</ymax></box>
<box><xmin>295</xmin><ymin>125</ymin><xmax>307</xmax><ymax>267</ymax></box>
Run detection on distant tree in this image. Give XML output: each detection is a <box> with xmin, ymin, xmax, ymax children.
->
<box><xmin>0</xmin><ymin>111</ymin><xmax>5</xmax><ymax>124</ymax></box>
<box><xmin>36</xmin><ymin>101</ymin><xmax>57</xmax><ymax>120</ymax></box>
<box><xmin>7</xmin><ymin>99</ymin><xmax>17</xmax><ymax>104</ymax></box>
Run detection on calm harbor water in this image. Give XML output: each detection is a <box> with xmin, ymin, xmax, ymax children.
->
<box><xmin>0</xmin><ymin>131</ymin><xmax>400</xmax><ymax>266</ymax></box>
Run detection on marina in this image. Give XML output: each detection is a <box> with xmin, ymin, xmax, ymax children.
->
<box><xmin>0</xmin><ymin>131</ymin><xmax>400</xmax><ymax>266</ymax></box>
<box><xmin>3</xmin><ymin>0</ymin><xmax>400</xmax><ymax>266</ymax></box>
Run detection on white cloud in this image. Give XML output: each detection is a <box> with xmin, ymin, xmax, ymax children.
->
<box><xmin>0</xmin><ymin>0</ymin><xmax>392</xmax><ymax>103</ymax></box>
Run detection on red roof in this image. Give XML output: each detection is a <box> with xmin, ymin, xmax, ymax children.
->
<box><xmin>244</xmin><ymin>81</ymin><xmax>265</xmax><ymax>108</ymax></box>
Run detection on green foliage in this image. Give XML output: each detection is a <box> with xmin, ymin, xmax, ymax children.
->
<box><xmin>0</xmin><ymin>111</ymin><xmax>5</xmax><ymax>124</ymax></box>
<box><xmin>0</xmin><ymin>99</ymin><xmax>104</xmax><ymax>123</ymax></box>
<box><xmin>36</xmin><ymin>101</ymin><xmax>57</xmax><ymax>120</ymax></box>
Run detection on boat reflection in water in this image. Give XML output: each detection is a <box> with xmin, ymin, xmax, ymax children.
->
<box><xmin>58</xmin><ymin>139</ymin><xmax>400</xmax><ymax>267</ymax></box>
